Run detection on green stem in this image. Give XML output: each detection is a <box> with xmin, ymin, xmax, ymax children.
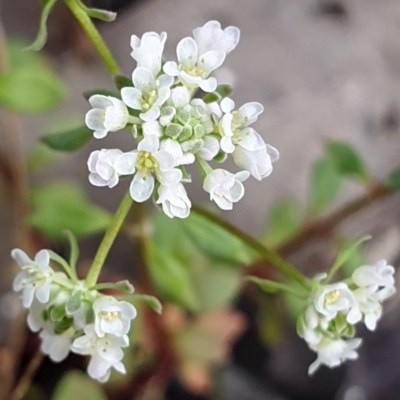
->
<box><xmin>64</xmin><ymin>0</ymin><xmax>120</xmax><ymax>75</ymax></box>
<box><xmin>49</xmin><ymin>250</ymin><xmax>78</xmax><ymax>282</ymax></box>
<box><xmin>191</xmin><ymin>205</ymin><xmax>310</xmax><ymax>288</ymax></box>
<box><xmin>86</xmin><ymin>192</ymin><xmax>133</xmax><ymax>286</ymax></box>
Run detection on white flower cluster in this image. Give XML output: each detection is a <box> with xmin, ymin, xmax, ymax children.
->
<box><xmin>12</xmin><ymin>249</ymin><xmax>137</xmax><ymax>382</ymax></box>
<box><xmin>298</xmin><ymin>260</ymin><xmax>395</xmax><ymax>375</ymax></box>
<box><xmin>85</xmin><ymin>21</ymin><xmax>279</xmax><ymax>218</ymax></box>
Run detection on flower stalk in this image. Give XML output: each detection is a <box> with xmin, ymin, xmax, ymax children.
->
<box><xmin>85</xmin><ymin>191</ymin><xmax>133</xmax><ymax>287</ymax></box>
<box><xmin>64</xmin><ymin>0</ymin><xmax>120</xmax><ymax>75</ymax></box>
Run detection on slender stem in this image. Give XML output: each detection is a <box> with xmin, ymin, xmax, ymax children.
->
<box><xmin>49</xmin><ymin>251</ymin><xmax>78</xmax><ymax>282</ymax></box>
<box><xmin>191</xmin><ymin>205</ymin><xmax>310</xmax><ymax>288</ymax></box>
<box><xmin>85</xmin><ymin>192</ymin><xmax>133</xmax><ymax>287</ymax></box>
<box><xmin>64</xmin><ymin>0</ymin><xmax>120</xmax><ymax>75</ymax></box>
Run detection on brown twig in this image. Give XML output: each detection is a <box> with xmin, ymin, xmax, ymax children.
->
<box><xmin>277</xmin><ymin>183</ymin><xmax>392</xmax><ymax>256</ymax></box>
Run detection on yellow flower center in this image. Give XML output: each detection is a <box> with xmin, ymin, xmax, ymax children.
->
<box><xmin>100</xmin><ymin>311</ymin><xmax>119</xmax><ymax>322</ymax></box>
<box><xmin>325</xmin><ymin>290</ymin><xmax>340</xmax><ymax>305</ymax></box>
<box><xmin>136</xmin><ymin>151</ymin><xmax>159</xmax><ymax>174</ymax></box>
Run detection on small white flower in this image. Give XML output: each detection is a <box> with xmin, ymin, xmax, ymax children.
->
<box><xmin>313</xmin><ymin>282</ymin><xmax>361</xmax><ymax>324</ymax></box>
<box><xmin>308</xmin><ymin>337</ymin><xmax>362</xmax><ymax>375</ymax></box>
<box><xmin>114</xmin><ymin>135</ymin><xmax>182</xmax><ymax>202</ymax></box>
<box><xmin>156</xmin><ymin>183</ymin><xmax>191</xmax><ymax>219</ymax></box>
<box><xmin>12</xmin><ymin>249</ymin><xmax>53</xmax><ymax>308</ymax></box>
<box><xmin>40</xmin><ymin>324</ymin><xmax>74</xmax><ymax>362</ymax></box>
<box><xmin>27</xmin><ymin>299</ymin><xmax>46</xmax><ymax>332</ymax></box>
<box><xmin>163</xmin><ymin>37</ymin><xmax>225</xmax><ymax>92</ymax></box>
<box><xmin>298</xmin><ymin>305</ymin><xmax>323</xmax><ymax>346</ymax></box>
<box><xmin>130</xmin><ymin>32</ymin><xmax>167</xmax><ymax>77</ymax></box>
<box><xmin>352</xmin><ymin>260</ymin><xmax>395</xmax><ymax>289</ymax></box>
<box><xmin>87</xmin><ymin>149</ymin><xmax>122</xmax><ymax>188</ymax></box>
<box><xmin>233</xmin><ymin>144</ymin><xmax>279</xmax><ymax>181</ymax></box>
<box><xmin>71</xmin><ymin>325</ymin><xmax>128</xmax><ymax>382</ymax></box>
<box><xmin>197</xmin><ymin>136</ymin><xmax>220</xmax><ymax>161</ymax></box>
<box><xmin>219</xmin><ymin>97</ymin><xmax>265</xmax><ymax>154</ymax></box>
<box><xmin>192</xmin><ymin>20</ymin><xmax>240</xmax><ymax>56</ymax></box>
<box><xmin>93</xmin><ymin>296</ymin><xmax>137</xmax><ymax>338</ymax></box>
<box><xmin>121</xmin><ymin>67</ymin><xmax>174</xmax><ymax>122</ymax></box>
<box><xmin>203</xmin><ymin>169</ymin><xmax>250</xmax><ymax>210</ymax></box>
<box><xmin>353</xmin><ymin>285</ymin><xmax>396</xmax><ymax>331</ymax></box>
<box><xmin>85</xmin><ymin>95</ymin><xmax>130</xmax><ymax>139</ymax></box>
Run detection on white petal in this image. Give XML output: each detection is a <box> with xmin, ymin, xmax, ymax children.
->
<box><xmin>132</xmin><ymin>67</ymin><xmax>155</xmax><ymax>90</ymax></box>
<box><xmin>198</xmin><ymin>51</ymin><xmax>225</xmax><ymax>74</ymax></box>
<box><xmin>158</xmin><ymin>74</ymin><xmax>174</xmax><ymax>88</ymax></box>
<box><xmin>114</xmin><ymin>152</ymin><xmax>137</xmax><ymax>175</ymax></box>
<box><xmin>171</xmin><ymin>87</ymin><xmax>190</xmax><ymax>108</ymax></box>
<box><xmin>154</xmin><ymin>150</ymin><xmax>175</xmax><ymax>171</ymax></box>
<box><xmin>199</xmin><ymin>77</ymin><xmax>217</xmax><ymax>92</ymax></box>
<box><xmin>163</xmin><ymin>61</ymin><xmax>179</xmax><ymax>76</ymax></box>
<box><xmin>143</xmin><ymin>121</ymin><xmax>163</xmax><ymax>137</ymax></box>
<box><xmin>140</xmin><ymin>105</ymin><xmax>160</xmax><ymax>122</ymax></box>
<box><xmin>266</xmin><ymin>144</ymin><xmax>280</xmax><ymax>162</ymax></box>
<box><xmin>11</xmin><ymin>249</ymin><xmax>31</xmax><ymax>267</ymax></box>
<box><xmin>155</xmin><ymin>86</ymin><xmax>171</xmax><ymax>106</ymax></box>
<box><xmin>138</xmin><ymin>135</ymin><xmax>159</xmax><ymax>153</ymax></box>
<box><xmin>177</xmin><ymin>37</ymin><xmax>198</xmax><ymax>67</ymax></box>
<box><xmin>220</xmin><ymin>136</ymin><xmax>235</xmax><ymax>153</ymax></box>
<box><xmin>221</xmin><ymin>97</ymin><xmax>235</xmax><ymax>114</ymax></box>
<box><xmin>34</xmin><ymin>250</ymin><xmax>50</xmax><ymax>271</ymax></box>
<box><xmin>35</xmin><ymin>284</ymin><xmax>50</xmax><ymax>304</ymax></box>
<box><xmin>93</xmin><ymin>129</ymin><xmax>108</xmax><ymax>139</ymax></box>
<box><xmin>238</xmin><ymin>128</ymin><xmax>266</xmax><ymax>151</ymax></box>
<box><xmin>22</xmin><ymin>288</ymin><xmax>35</xmax><ymax>308</ymax></box>
<box><xmin>121</xmin><ymin>87</ymin><xmax>142</xmax><ymax>110</ymax></box>
<box><xmin>85</xmin><ymin>109</ymin><xmax>105</xmax><ymax>131</ymax></box>
<box><xmin>224</xmin><ymin>26</ymin><xmax>240</xmax><ymax>54</ymax></box>
<box><xmin>89</xmin><ymin>95</ymin><xmax>111</xmax><ymax>109</ymax></box>
<box><xmin>89</xmin><ymin>173</ymin><xmax>108</xmax><ymax>187</ymax></box>
<box><xmin>130</xmin><ymin>173</ymin><xmax>154</xmax><ymax>202</ymax></box>
<box><xmin>213</xmin><ymin>195</ymin><xmax>233</xmax><ymax>210</ymax></box>
<box><xmin>159</xmin><ymin>169</ymin><xmax>182</xmax><ymax>186</ymax></box>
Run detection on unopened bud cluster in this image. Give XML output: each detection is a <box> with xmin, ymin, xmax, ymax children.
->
<box><xmin>85</xmin><ymin>21</ymin><xmax>279</xmax><ymax>218</ymax></box>
<box><xmin>298</xmin><ymin>260</ymin><xmax>395</xmax><ymax>375</ymax></box>
<box><xmin>12</xmin><ymin>249</ymin><xmax>136</xmax><ymax>382</ymax></box>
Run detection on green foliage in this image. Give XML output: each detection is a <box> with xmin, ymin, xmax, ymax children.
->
<box><xmin>144</xmin><ymin>239</ymin><xmax>199</xmax><ymax>311</ymax></box>
<box><xmin>386</xmin><ymin>167</ymin><xmax>400</xmax><ymax>191</ymax></box>
<box><xmin>325</xmin><ymin>236</ymin><xmax>371</xmax><ymax>282</ymax></box>
<box><xmin>114</xmin><ymin>75</ymin><xmax>133</xmax><ymax>90</ymax></box>
<box><xmin>92</xmin><ymin>280</ymin><xmax>134</xmax><ymax>294</ymax></box>
<box><xmin>41</xmin><ymin>126</ymin><xmax>93</xmax><ymax>152</ymax></box>
<box><xmin>326</xmin><ymin>140</ymin><xmax>369</xmax><ymax>183</ymax></box>
<box><xmin>310</xmin><ymin>157</ymin><xmax>342</xmax><ymax>213</ymax></box>
<box><xmin>130</xmin><ymin>294</ymin><xmax>163</xmax><ymax>314</ymax></box>
<box><xmin>264</xmin><ymin>199</ymin><xmax>303</xmax><ymax>246</ymax></box>
<box><xmin>337</xmin><ymin>238</ymin><xmax>369</xmax><ymax>278</ymax></box>
<box><xmin>64</xmin><ymin>230</ymin><xmax>79</xmax><ymax>270</ymax></box>
<box><xmin>215</xmin><ymin>84</ymin><xmax>232</xmax><ymax>98</ymax></box>
<box><xmin>52</xmin><ymin>371</ymin><xmax>107</xmax><ymax>400</ymax></box>
<box><xmin>26</xmin><ymin>0</ymin><xmax>59</xmax><ymax>51</ymax></box>
<box><xmin>0</xmin><ymin>64</ymin><xmax>66</xmax><ymax>113</ymax></box>
<box><xmin>147</xmin><ymin>212</ymin><xmax>243</xmax><ymax>312</ymax></box>
<box><xmin>181</xmin><ymin>211</ymin><xmax>255</xmax><ymax>265</ymax></box>
<box><xmin>203</xmin><ymin>92</ymin><xmax>221</xmax><ymax>104</ymax></box>
<box><xmin>28</xmin><ymin>182</ymin><xmax>112</xmax><ymax>241</ymax></box>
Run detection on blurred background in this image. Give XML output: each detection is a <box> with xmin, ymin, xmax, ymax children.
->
<box><xmin>1</xmin><ymin>0</ymin><xmax>400</xmax><ymax>399</ymax></box>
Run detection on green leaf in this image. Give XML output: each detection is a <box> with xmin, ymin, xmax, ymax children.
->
<box><xmin>215</xmin><ymin>84</ymin><xmax>232</xmax><ymax>98</ymax></box>
<box><xmin>181</xmin><ymin>211</ymin><xmax>255</xmax><ymax>266</ymax></box>
<box><xmin>246</xmin><ymin>276</ymin><xmax>305</xmax><ymax>296</ymax></box>
<box><xmin>28</xmin><ymin>182</ymin><xmax>112</xmax><ymax>241</ymax></box>
<box><xmin>203</xmin><ymin>92</ymin><xmax>221</xmax><ymax>104</ymax></box>
<box><xmin>0</xmin><ymin>65</ymin><xmax>66</xmax><ymax>113</ymax></box>
<box><xmin>83</xmin><ymin>89</ymin><xmax>120</xmax><ymax>100</ymax></box>
<box><xmin>325</xmin><ymin>236</ymin><xmax>371</xmax><ymax>283</ymax></box>
<box><xmin>386</xmin><ymin>167</ymin><xmax>400</xmax><ymax>191</ymax></box>
<box><xmin>144</xmin><ymin>239</ymin><xmax>198</xmax><ymax>311</ymax></box>
<box><xmin>114</xmin><ymin>75</ymin><xmax>133</xmax><ymax>90</ymax></box>
<box><xmin>52</xmin><ymin>371</ymin><xmax>107</xmax><ymax>400</ymax></box>
<box><xmin>194</xmin><ymin>267</ymin><xmax>241</xmax><ymax>312</ymax></box>
<box><xmin>64</xmin><ymin>230</ymin><xmax>79</xmax><ymax>270</ymax></box>
<box><xmin>7</xmin><ymin>39</ymin><xmax>41</xmax><ymax>69</ymax></box>
<box><xmin>264</xmin><ymin>199</ymin><xmax>303</xmax><ymax>246</ymax></box>
<box><xmin>310</xmin><ymin>157</ymin><xmax>342</xmax><ymax>213</ymax></box>
<box><xmin>41</xmin><ymin>126</ymin><xmax>92</xmax><ymax>152</ymax></box>
<box><xmin>26</xmin><ymin>0</ymin><xmax>59</xmax><ymax>51</ymax></box>
<box><xmin>50</xmin><ymin>304</ymin><xmax>66</xmax><ymax>322</ymax></box>
<box><xmin>130</xmin><ymin>294</ymin><xmax>163</xmax><ymax>314</ymax></box>
<box><xmin>91</xmin><ymin>280</ymin><xmax>134</xmax><ymax>294</ymax></box>
<box><xmin>326</xmin><ymin>141</ymin><xmax>369</xmax><ymax>183</ymax></box>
